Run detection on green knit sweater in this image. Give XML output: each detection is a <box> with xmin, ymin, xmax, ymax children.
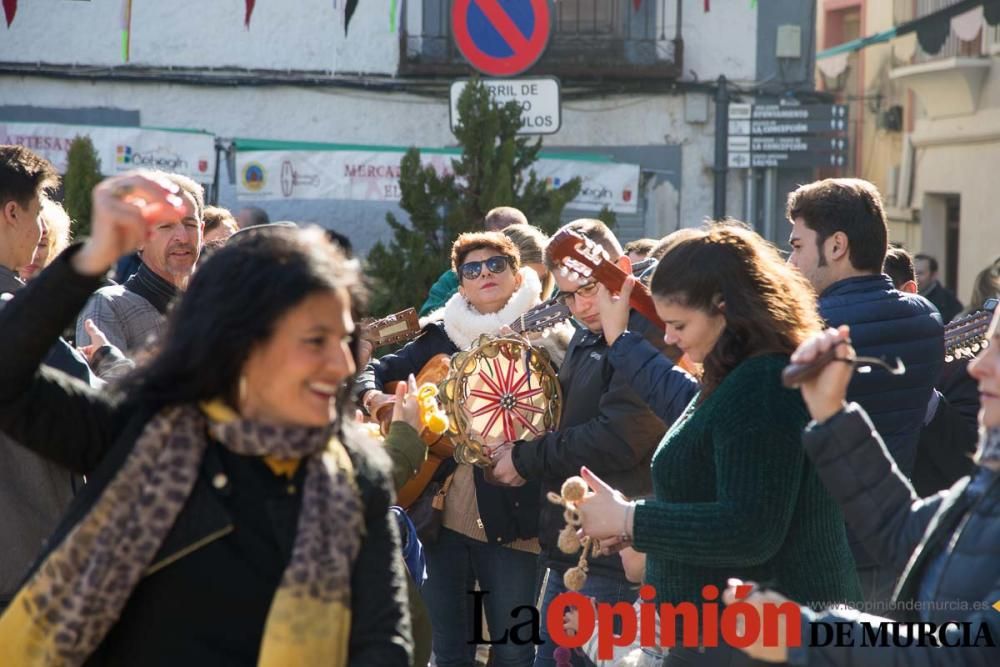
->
<box><xmin>633</xmin><ymin>354</ymin><xmax>862</xmax><ymax>610</ymax></box>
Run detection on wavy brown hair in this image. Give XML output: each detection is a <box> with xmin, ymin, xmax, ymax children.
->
<box><xmin>650</xmin><ymin>221</ymin><xmax>823</xmax><ymax>401</ymax></box>
<box><xmin>450</xmin><ymin>231</ymin><xmax>521</xmax><ymax>279</ymax></box>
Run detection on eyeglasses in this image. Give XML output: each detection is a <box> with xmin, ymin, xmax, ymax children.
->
<box><xmin>459</xmin><ymin>255</ymin><xmax>511</xmax><ymax>281</ymax></box>
<box><xmin>556</xmin><ymin>281</ymin><xmax>599</xmax><ymax>306</ymax></box>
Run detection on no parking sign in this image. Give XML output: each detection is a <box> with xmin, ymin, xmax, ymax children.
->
<box><xmin>451</xmin><ymin>0</ymin><xmax>552</xmax><ymax>76</ymax></box>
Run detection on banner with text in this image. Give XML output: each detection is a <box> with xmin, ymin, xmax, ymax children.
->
<box><xmin>0</xmin><ymin>122</ymin><xmax>215</xmax><ymax>183</ymax></box>
<box><xmin>235</xmin><ymin>148</ymin><xmax>639</xmax><ymax>214</ymax></box>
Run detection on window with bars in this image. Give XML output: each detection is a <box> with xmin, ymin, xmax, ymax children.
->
<box><xmin>553</xmin><ymin>0</ymin><xmax>624</xmax><ymax>38</ymax></box>
<box><xmin>402</xmin><ymin>0</ymin><xmax>678</xmax><ymax>79</ymax></box>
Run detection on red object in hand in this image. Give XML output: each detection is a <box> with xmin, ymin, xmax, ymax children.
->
<box><xmin>116</xmin><ymin>183</ymin><xmax>189</xmax><ymax>225</ymax></box>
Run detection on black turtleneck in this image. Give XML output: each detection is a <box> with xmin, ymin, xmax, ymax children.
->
<box><xmin>124</xmin><ymin>262</ymin><xmax>179</xmax><ymax>315</ymax></box>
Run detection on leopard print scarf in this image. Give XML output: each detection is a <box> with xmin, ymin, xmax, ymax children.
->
<box><xmin>0</xmin><ymin>401</ymin><xmax>362</xmax><ymax>667</ymax></box>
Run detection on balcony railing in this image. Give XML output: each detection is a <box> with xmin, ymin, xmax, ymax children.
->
<box><xmin>401</xmin><ymin>0</ymin><xmax>681</xmax><ymax>80</ymax></box>
<box><xmin>893</xmin><ymin>0</ymin><xmax>989</xmax><ymax>63</ymax></box>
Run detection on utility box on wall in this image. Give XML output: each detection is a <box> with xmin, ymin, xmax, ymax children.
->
<box><xmin>776</xmin><ymin>25</ymin><xmax>802</xmax><ymax>59</ymax></box>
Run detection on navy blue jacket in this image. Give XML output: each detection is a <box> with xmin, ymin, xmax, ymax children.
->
<box><xmin>819</xmin><ymin>275</ymin><xmax>943</xmax><ymax>570</ymax></box>
<box><xmin>355</xmin><ymin>323</ymin><xmax>540</xmax><ymax>545</ymax></box>
<box><xmin>799</xmin><ymin>404</ymin><xmax>999</xmax><ymax>666</ymax></box>
<box><xmin>819</xmin><ymin>275</ymin><xmax>943</xmax><ymax>475</ymax></box>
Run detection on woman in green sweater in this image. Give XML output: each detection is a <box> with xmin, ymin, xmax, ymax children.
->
<box><xmin>577</xmin><ymin>222</ymin><xmax>862</xmax><ymax>665</ymax></box>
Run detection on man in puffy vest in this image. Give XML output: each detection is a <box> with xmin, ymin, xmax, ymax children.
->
<box><xmin>786</xmin><ymin>178</ymin><xmax>943</xmax><ymax>610</ymax></box>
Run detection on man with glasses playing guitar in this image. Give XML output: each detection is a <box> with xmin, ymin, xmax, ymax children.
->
<box><xmin>488</xmin><ymin>219</ymin><xmax>699</xmax><ymax>667</ymax></box>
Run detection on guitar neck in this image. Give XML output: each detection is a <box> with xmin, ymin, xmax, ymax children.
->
<box><xmin>591</xmin><ymin>263</ymin><xmax>665</xmax><ymax>330</ymax></box>
<box><xmin>509</xmin><ymin>297</ymin><xmax>573</xmax><ymax>335</ymax></box>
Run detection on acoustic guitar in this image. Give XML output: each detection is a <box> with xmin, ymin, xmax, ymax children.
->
<box><xmin>359</xmin><ymin>307</ymin><xmax>421</xmax><ymax>350</ymax></box>
<box><xmin>944</xmin><ymin>298</ymin><xmax>996</xmax><ymax>362</ymax></box>
<box><xmin>380</xmin><ymin>297</ymin><xmax>572</xmax><ymax>508</ymax></box>
<box><xmin>547</xmin><ymin>228</ymin><xmax>696</xmax><ymax>373</ymax></box>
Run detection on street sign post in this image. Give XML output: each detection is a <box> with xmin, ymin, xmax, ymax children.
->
<box><xmin>451</xmin><ymin>0</ymin><xmax>552</xmax><ymax>76</ymax></box>
<box><xmin>726</xmin><ymin>102</ymin><xmax>850</xmax><ymax>170</ymax></box>
<box><xmin>450</xmin><ymin>77</ymin><xmax>561</xmax><ymax>135</ymax></box>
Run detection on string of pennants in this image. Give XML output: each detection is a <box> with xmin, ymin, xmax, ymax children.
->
<box><xmin>2</xmin><ymin>0</ymin><xmax>765</xmax><ymax>36</ymax></box>
<box><xmin>1</xmin><ymin>1</ymin><xmax>359</xmax><ymax>61</ymax></box>
<box><xmin>245</xmin><ymin>1</ymin><xmax>358</xmax><ymax>32</ymax></box>
<box><xmin>817</xmin><ymin>0</ymin><xmax>1000</xmax><ymax>70</ymax></box>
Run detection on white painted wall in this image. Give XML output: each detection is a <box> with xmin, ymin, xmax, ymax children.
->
<box><xmin>0</xmin><ymin>0</ymin><xmax>398</xmax><ymax>75</ymax></box>
<box><xmin>0</xmin><ymin>0</ymin><xmax>762</xmax><ymax>251</ymax></box>
<box><xmin>0</xmin><ymin>76</ymin><xmax>730</xmax><ymax>234</ymax></box>
<box><xmin>663</xmin><ymin>0</ymin><xmax>759</xmax><ymax>83</ymax></box>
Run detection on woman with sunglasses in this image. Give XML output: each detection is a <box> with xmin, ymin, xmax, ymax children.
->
<box><xmin>356</xmin><ymin>231</ymin><xmax>545</xmax><ymax>667</ymax></box>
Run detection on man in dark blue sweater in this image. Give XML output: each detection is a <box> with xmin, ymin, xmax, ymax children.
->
<box><xmin>786</xmin><ymin>178</ymin><xmax>943</xmax><ymax>610</ymax></box>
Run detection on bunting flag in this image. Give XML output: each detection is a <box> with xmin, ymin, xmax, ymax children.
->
<box><xmin>987</xmin><ymin>0</ymin><xmax>1000</xmax><ymax>25</ymax></box>
<box><xmin>245</xmin><ymin>0</ymin><xmax>255</xmax><ymax>28</ymax></box>
<box><xmin>951</xmin><ymin>6</ymin><xmax>984</xmax><ymax>41</ymax></box>
<box><xmin>389</xmin><ymin>0</ymin><xmax>399</xmax><ymax>33</ymax></box>
<box><xmin>345</xmin><ymin>0</ymin><xmax>358</xmax><ymax>34</ymax></box>
<box><xmin>2</xmin><ymin>0</ymin><xmax>16</xmax><ymax>28</ymax></box>
<box><xmin>120</xmin><ymin>0</ymin><xmax>132</xmax><ymax>62</ymax></box>
<box><xmin>917</xmin><ymin>12</ymin><xmax>951</xmax><ymax>54</ymax></box>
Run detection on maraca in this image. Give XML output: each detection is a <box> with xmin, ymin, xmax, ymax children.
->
<box><xmin>417</xmin><ymin>383</ymin><xmax>449</xmax><ymax>435</ymax></box>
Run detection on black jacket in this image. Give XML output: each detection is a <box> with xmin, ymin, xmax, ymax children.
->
<box><xmin>799</xmin><ymin>404</ymin><xmax>999</xmax><ymax>666</ymax></box>
<box><xmin>354</xmin><ymin>322</ymin><xmax>540</xmax><ymax>544</ymax></box>
<box><xmin>511</xmin><ymin>314</ymin><xmax>688</xmax><ymax>578</ymax></box>
<box><xmin>912</xmin><ymin>390</ymin><xmax>978</xmax><ymax>497</ymax></box>
<box><xmin>0</xmin><ymin>250</ymin><xmax>411</xmax><ymax>666</ymax></box>
<box><xmin>922</xmin><ymin>281</ymin><xmax>964</xmax><ymax>324</ymax></box>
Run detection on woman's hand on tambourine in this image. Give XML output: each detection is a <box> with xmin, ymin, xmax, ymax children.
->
<box><xmin>73</xmin><ymin>172</ymin><xmax>193</xmax><ymax>277</ymax></box>
<box><xmin>596</xmin><ymin>276</ymin><xmax>634</xmax><ymax>346</ymax></box>
<box><xmin>790</xmin><ymin>326</ymin><xmax>853</xmax><ymax>424</ymax></box>
<box><xmin>487</xmin><ymin>443</ymin><xmax>526</xmax><ymax>486</ymax></box>
<box><xmin>576</xmin><ymin>466</ymin><xmax>634</xmax><ymax>541</ymax></box>
<box><xmin>391</xmin><ymin>374</ymin><xmax>421</xmax><ymax>432</ymax></box>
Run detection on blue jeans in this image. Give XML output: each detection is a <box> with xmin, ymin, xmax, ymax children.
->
<box><xmin>534</xmin><ymin>566</ymin><xmax>637</xmax><ymax>667</ymax></box>
<box><xmin>423</xmin><ymin>528</ymin><xmax>538</xmax><ymax>667</ymax></box>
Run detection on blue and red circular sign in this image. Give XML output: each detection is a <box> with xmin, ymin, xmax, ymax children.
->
<box><xmin>452</xmin><ymin>0</ymin><xmax>552</xmax><ymax>76</ymax></box>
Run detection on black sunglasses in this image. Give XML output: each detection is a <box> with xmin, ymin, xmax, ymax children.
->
<box><xmin>459</xmin><ymin>255</ymin><xmax>511</xmax><ymax>281</ymax></box>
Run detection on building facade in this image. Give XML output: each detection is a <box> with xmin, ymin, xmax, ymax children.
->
<box><xmin>2</xmin><ymin>0</ymin><xmax>817</xmax><ymax>256</ymax></box>
<box><xmin>817</xmin><ymin>0</ymin><xmax>1000</xmax><ymax>301</ymax></box>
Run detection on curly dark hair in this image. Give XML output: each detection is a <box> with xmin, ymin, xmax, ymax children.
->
<box><xmin>650</xmin><ymin>221</ymin><xmax>823</xmax><ymax>401</ymax></box>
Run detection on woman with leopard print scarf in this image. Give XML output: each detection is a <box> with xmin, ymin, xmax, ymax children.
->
<box><xmin>0</xmin><ymin>174</ymin><xmax>411</xmax><ymax>666</ymax></box>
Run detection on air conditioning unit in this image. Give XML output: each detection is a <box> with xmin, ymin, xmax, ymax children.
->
<box><xmin>879</xmin><ymin>105</ymin><xmax>903</xmax><ymax>132</ymax></box>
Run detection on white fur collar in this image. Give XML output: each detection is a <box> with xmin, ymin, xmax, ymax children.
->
<box><xmin>420</xmin><ymin>267</ymin><xmax>542</xmax><ymax>350</ymax></box>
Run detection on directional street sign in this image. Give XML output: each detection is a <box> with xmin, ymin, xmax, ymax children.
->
<box><xmin>751</xmin><ymin>152</ymin><xmax>847</xmax><ymax>168</ymax></box>
<box><xmin>452</xmin><ymin>0</ymin><xmax>552</xmax><ymax>76</ymax></box>
<box><xmin>750</xmin><ymin>136</ymin><xmax>848</xmax><ymax>153</ymax></box>
<box><xmin>750</xmin><ymin>104</ymin><xmax>848</xmax><ymax>120</ymax></box>
<box><xmin>726</xmin><ymin>102</ymin><xmax>850</xmax><ymax>170</ymax></box>
<box><xmin>750</xmin><ymin>118</ymin><xmax>849</xmax><ymax>134</ymax></box>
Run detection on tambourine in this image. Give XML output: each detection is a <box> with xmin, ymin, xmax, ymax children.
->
<box><xmin>439</xmin><ymin>333</ymin><xmax>562</xmax><ymax>468</ymax></box>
